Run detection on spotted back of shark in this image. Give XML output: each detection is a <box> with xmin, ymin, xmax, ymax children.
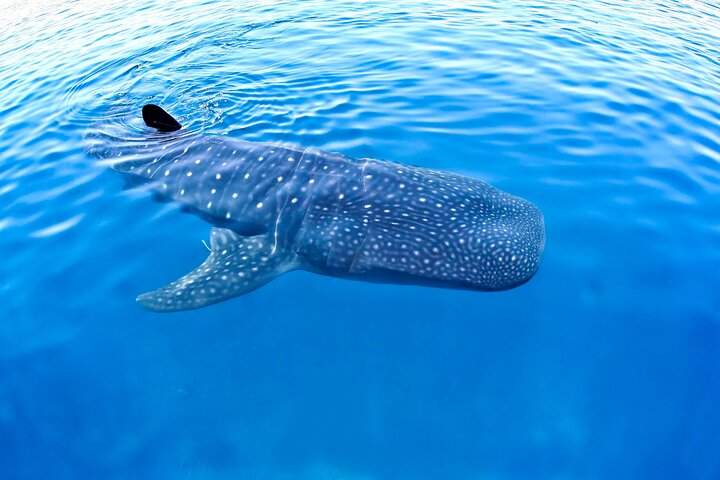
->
<box><xmin>90</xmin><ymin>105</ymin><xmax>545</xmax><ymax>312</ymax></box>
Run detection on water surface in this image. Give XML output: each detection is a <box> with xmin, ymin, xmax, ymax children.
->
<box><xmin>1</xmin><ymin>1</ymin><xmax>719</xmax><ymax>479</ymax></box>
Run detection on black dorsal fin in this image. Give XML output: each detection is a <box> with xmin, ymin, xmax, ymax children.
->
<box><xmin>142</xmin><ymin>104</ymin><xmax>182</xmax><ymax>132</ymax></box>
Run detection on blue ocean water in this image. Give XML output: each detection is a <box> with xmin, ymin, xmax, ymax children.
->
<box><xmin>1</xmin><ymin>0</ymin><xmax>720</xmax><ymax>478</ymax></box>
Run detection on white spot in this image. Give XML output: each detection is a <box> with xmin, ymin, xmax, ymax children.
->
<box><xmin>164</xmin><ymin>170</ymin><xmax>170</xmax><ymax>176</ymax></box>
<box><xmin>338</xmin><ymin>194</ymin><xmax>345</xmax><ymax>200</ymax></box>
<box><xmin>232</xmin><ymin>192</ymin><xmax>238</xmax><ymax>198</ymax></box>
<box><xmin>277</xmin><ymin>176</ymin><xmax>283</xmax><ymax>182</ymax></box>
<box><xmin>256</xmin><ymin>202</ymin><xmax>263</xmax><ymax>208</ymax></box>
<box><xmin>288</xmin><ymin>157</ymin><xmax>294</xmax><ymax>162</ymax></box>
<box><xmin>195</xmin><ymin>159</ymin><xmax>200</xmax><ymax>164</ymax></box>
<box><xmin>291</xmin><ymin>197</ymin><xmax>298</xmax><ymax>203</ymax></box>
<box><xmin>186</xmin><ymin>171</ymin><xmax>193</xmax><ymax>177</ymax></box>
<box><xmin>180</xmin><ymin>189</ymin><xmax>185</xmax><ymax>195</ymax></box>
<box><xmin>211</xmin><ymin>189</ymin><xmax>216</xmax><ymax>194</ymax></box>
<box><xmin>399</xmin><ymin>183</ymin><xmax>405</xmax><ymax>189</ymax></box>
<box><xmin>364</xmin><ymin>204</ymin><xmax>372</xmax><ymax>209</ymax></box>
<box><xmin>308</xmin><ymin>179</ymin><xmax>315</xmax><ymax>184</ymax></box>
<box><xmin>216</xmin><ymin>173</ymin><xmax>222</xmax><ymax>180</ymax></box>
<box><xmin>207</xmin><ymin>147</ymin><xmax>212</xmax><ymax>151</ymax></box>
<box><xmin>226</xmin><ymin>212</ymin><xmax>231</xmax><ymax>219</ymax></box>
<box><xmin>419</xmin><ymin>197</ymin><xmax>426</xmax><ymax>202</ymax></box>
<box><xmin>207</xmin><ymin>202</ymin><xmax>212</xmax><ymax>208</ymax></box>
<box><xmin>244</xmin><ymin>173</ymin><xmax>250</xmax><ymax>179</ymax></box>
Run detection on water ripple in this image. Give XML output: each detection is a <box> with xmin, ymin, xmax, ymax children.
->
<box><xmin>1</xmin><ymin>0</ymin><xmax>720</xmax><ymax>478</ymax></box>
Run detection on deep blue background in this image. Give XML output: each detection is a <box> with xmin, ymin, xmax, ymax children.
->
<box><xmin>1</xmin><ymin>1</ymin><xmax>720</xmax><ymax>479</ymax></box>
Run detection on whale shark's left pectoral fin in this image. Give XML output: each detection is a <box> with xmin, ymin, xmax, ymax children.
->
<box><xmin>137</xmin><ymin>228</ymin><xmax>299</xmax><ymax>312</ymax></box>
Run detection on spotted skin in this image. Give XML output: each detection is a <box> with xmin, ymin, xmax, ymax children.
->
<box><xmin>90</xmin><ymin>118</ymin><xmax>545</xmax><ymax>312</ymax></box>
<box><xmin>136</xmin><ymin>228</ymin><xmax>298</xmax><ymax>312</ymax></box>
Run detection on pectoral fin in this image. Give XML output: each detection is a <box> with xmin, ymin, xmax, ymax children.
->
<box><xmin>137</xmin><ymin>228</ymin><xmax>298</xmax><ymax>312</ymax></box>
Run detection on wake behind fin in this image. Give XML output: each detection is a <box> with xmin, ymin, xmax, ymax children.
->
<box><xmin>142</xmin><ymin>104</ymin><xmax>182</xmax><ymax>132</ymax></box>
<box><xmin>136</xmin><ymin>228</ymin><xmax>298</xmax><ymax>312</ymax></box>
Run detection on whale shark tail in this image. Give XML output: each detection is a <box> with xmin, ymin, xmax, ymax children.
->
<box><xmin>136</xmin><ymin>227</ymin><xmax>300</xmax><ymax>312</ymax></box>
<box><xmin>142</xmin><ymin>104</ymin><xmax>182</xmax><ymax>132</ymax></box>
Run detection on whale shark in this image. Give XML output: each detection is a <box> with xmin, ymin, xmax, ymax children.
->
<box><xmin>88</xmin><ymin>105</ymin><xmax>545</xmax><ymax>312</ymax></box>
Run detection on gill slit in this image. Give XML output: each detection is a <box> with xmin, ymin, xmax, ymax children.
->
<box><xmin>361</xmin><ymin>158</ymin><xmax>370</xmax><ymax>190</ymax></box>
<box><xmin>271</xmin><ymin>197</ymin><xmax>291</xmax><ymax>255</ymax></box>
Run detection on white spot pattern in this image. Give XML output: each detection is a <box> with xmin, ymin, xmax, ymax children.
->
<box><xmin>110</xmin><ymin>133</ymin><xmax>544</xmax><ymax>309</ymax></box>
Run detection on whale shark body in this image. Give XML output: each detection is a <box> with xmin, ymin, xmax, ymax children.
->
<box><xmin>90</xmin><ymin>105</ymin><xmax>545</xmax><ymax>312</ymax></box>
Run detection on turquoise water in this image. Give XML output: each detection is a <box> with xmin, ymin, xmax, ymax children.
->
<box><xmin>2</xmin><ymin>0</ymin><xmax>720</xmax><ymax>478</ymax></box>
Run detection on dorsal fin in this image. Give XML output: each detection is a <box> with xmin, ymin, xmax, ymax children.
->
<box><xmin>142</xmin><ymin>104</ymin><xmax>182</xmax><ymax>132</ymax></box>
